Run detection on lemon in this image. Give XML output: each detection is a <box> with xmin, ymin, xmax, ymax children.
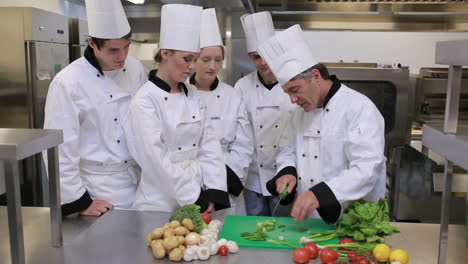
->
<box><xmin>373</xmin><ymin>243</ymin><xmax>391</xmax><ymax>262</ymax></box>
<box><xmin>389</xmin><ymin>249</ymin><xmax>409</xmax><ymax>264</ymax></box>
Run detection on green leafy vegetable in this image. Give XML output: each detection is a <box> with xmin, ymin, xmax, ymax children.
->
<box><xmin>169</xmin><ymin>204</ymin><xmax>207</xmax><ymax>233</ymax></box>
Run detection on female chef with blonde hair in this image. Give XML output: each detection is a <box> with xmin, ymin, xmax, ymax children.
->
<box><xmin>190</xmin><ymin>9</ymin><xmax>253</xmax><ymax>215</ymax></box>
<box><xmin>124</xmin><ymin>4</ymin><xmax>230</xmax><ymax>213</ymax></box>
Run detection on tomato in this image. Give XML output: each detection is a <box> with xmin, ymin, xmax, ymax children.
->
<box><xmin>303</xmin><ymin>242</ymin><xmax>319</xmax><ymax>259</ymax></box>
<box><xmin>201</xmin><ymin>212</ymin><xmax>212</xmax><ymax>224</ymax></box>
<box><xmin>292</xmin><ymin>248</ymin><xmax>310</xmax><ymax>264</ymax></box>
<box><xmin>358</xmin><ymin>259</ymin><xmax>369</xmax><ymax>264</ymax></box>
<box><xmin>320</xmin><ymin>248</ymin><xmax>338</xmax><ymax>263</ymax></box>
<box><xmin>348</xmin><ymin>252</ymin><xmax>357</xmax><ymax>261</ymax></box>
<box><xmin>339</xmin><ymin>238</ymin><xmax>354</xmax><ymax>251</ymax></box>
<box><xmin>218</xmin><ymin>245</ymin><xmax>229</xmax><ymax>256</ymax></box>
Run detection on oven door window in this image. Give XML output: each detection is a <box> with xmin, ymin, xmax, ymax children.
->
<box><xmin>341</xmin><ymin>80</ymin><xmax>396</xmax><ymax>134</ymax></box>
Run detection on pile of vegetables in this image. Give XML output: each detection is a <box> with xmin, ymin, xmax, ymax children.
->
<box><xmin>146</xmin><ymin>205</ymin><xmax>239</xmax><ymax>262</ymax></box>
<box><xmin>305</xmin><ymin>199</ymin><xmax>399</xmax><ymax>244</ymax></box>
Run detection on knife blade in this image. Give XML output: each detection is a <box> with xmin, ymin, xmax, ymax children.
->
<box><xmin>271</xmin><ymin>187</ymin><xmax>288</xmax><ymax>217</ymax></box>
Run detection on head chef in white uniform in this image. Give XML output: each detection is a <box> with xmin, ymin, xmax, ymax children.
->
<box><xmin>234</xmin><ymin>12</ymin><xmax>295</xmax><ymax>217</ymax></box>
<box><xmin>124</xmin><ymin>4</ymin><xmax>230</xmax><ymax>213</ymax></box>
<box><xmin>190</xmin><ymin>9</ymin><xmax>254</xmax><ymax>215</ymax></box>
<box><xmin>43</xmin><ymin>0</ymin><xmax>147</xmax><ymax>217</ymax></box>
<box><xmin>259</xmin><ymin>25</ymin><xmax>386</xmax><ymax>223</ymax></box>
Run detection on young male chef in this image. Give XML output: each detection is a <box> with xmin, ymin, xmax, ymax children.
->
<box><xmin>234</xmin><ymin>11</ymin><xmax>295</xmax><ymax>217</ymax></box>
<box><xmin>43</xmin><ymin>0</ymin><xmax>147</xmax><ymax>216</ymax></box>
<box><xmin>259</xmin><ymin>25</ymin><xmax>386</xmax><ymax>223</ymax></box>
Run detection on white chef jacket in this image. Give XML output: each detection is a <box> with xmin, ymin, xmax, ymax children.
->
<box><xmin>44</xmin><ymin>50</ymin><xmax>147</xmax><ymax>210</ymax></box>
<box><xmin>276</xmin><ymin>82</ymin><xmax>386</xmax><ymax>221</ymax></box>
<box><xmin>234</xmin><ymin>71</ymin><xmax>295</xmax><ymax>196</ymax></box>
<box><xmin>125</xmin><ymin>73</ymin><xmax>229</xmax><ymax>213</ymax></box>
<box><xmin>194</xmin><ymin>78</ymin><xmax>254</xmax><ymax>214</ymax></box>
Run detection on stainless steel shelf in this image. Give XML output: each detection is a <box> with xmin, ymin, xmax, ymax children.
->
<box><xmin>0</xmin><ymin>129</ymin><xmax>63</xmax><ymax>160</ymax></box>
<box><xmin>422</xmin><ymin>124</ymin><xmax>468</xmax><ymax>171</ymax></box>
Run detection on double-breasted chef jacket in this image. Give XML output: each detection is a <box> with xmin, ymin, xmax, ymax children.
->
<box><xmin>125</xmin><ymin>70</ymin><xmax>230</xmax><ymax>213</ymax></box>
<box><xmin>234</xmin><ymin>71</ymin><xmax>295</xmax><ymax>196</ymax></box>
<box><xmin>266</xmin><ymin>75</ymin><xmax>387</xmax><ymax>223</ymax></box>
<box><xmin>190</xmin><ymin>74</ymin><xmax>254</xmax><ymax>211</ymax></box>
<box><xmin>44</xmin><ymin>46</ymin><xmax>147</xmax><ymax>215</ymax></box>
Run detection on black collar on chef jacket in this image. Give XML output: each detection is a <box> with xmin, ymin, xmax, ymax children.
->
<box><xmin>323</xmin><ymin>75</ymin><xmax>341</xmax><ymax>108</ymax></box>
<box><xmin>84</xmin><ymin>46</ymin><xmax>104</xmax><ymax>76</ymax></box>
<box><xmin>148</xmin><ymin>69</ymin><xmax>188</xmax><ymax>96</ymax></box>
<box><xmin>189</xmin><ymin>73</ymin><xmax>219</xmax><ymax>91</ymax></box>
<box><xmin>257</xmin><ymin>71</ymin><xmax>278</xmax><ymax>90</ymax></box>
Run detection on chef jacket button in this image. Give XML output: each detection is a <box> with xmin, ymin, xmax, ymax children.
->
<box><xmin>124</xmin><ymin>161</ymin><xmax>128</xmax><ymax>163</ymax></box>
<box><xmin>256</xmin><ymin>85</ymin><xmax>259</xmax><ymax>87</ymax></box>
<box><xmin>273</xmin><ymin>145</ymin><xmax>277</xmax><ymax>148</ymax></box>
<box><xmin>274</xmin><ymin>164</ymin><xmax>277</xmax><ymax>168</ymax></box>
<box><xmin>326</xmin><ymin>109</ymin><xmax>330</xmax><ymax>112</ymax></box>
<box><xmin>314</xmin><ymin>155</ymin><xmax>318</xmax><ymax>159</ymax></box>
<box><xmin>192</xmin><ymin>116</ymin><xmax>195</xmax><ymax>119</ymax></box>
<box><xmin>123</xmin><ymin>68</ymin><xmax>126</xmax><ymax>72</ymax></box>
<box><xmin>310</xmin><ymin>179</ymin><xmax>314</xmax><ymax>182</ymax></box>
<box><xmin>260</xmin><ymin>125</ymin><xmax>263</xmax><ymax>129</ymax></box>
<box><xmin>96</xmin><ymin>74</ymin><xmax>100</xmax><ymax>77</ymax></box>
<box><xmin>193</xmin><ymin>144</ymin><xmax>196</xmax><ymax>147</ymax></box>
<box><xmin>302</xmin><ymin>154</ymin><xmax>306</xmax><ymax>157</ymax></box>
<box><xmin>275</xmin><ymin>125</ymin><xmax>278</xmax><ymax>128</ymax></box>
<box><xmin>178</xmin><ymin>147</ymin><xmax>181</xmax><ymax>150</ymax></box>
<box><xmin>117</xmin><ymin>140</ymin><xmax>120</xmax><ymax>143</ymax></box>
<box><xmin>110</xmin><ymin>95</ymin><xmax>113</xmax><ymax>99</ymax></box>
<box><xmin>164</xmin><ymin>97</ymin><xmax>168</xmax><ymax>101</ymax></box>
<box><xmin>260</xmin><ymin>164</ymin><xmax>263</xmax><ymax>168</ymax></box>
<box><xmin>260</xmin><ymin>145</ymin><xmax>263</xmax><ymax>148</ymax></box>
<box><xmin>217</xmin><ymin>95</ymin><xmax>220</xmax><ymax>98</ymax></box>
<box><xmin>317</xmin><ymin>130</ymin><xmax>320</xmax><ymax>134</ymax></box>
<box><xmin>298</xmin><ymin>177</ymin><xmax>302</xmax><ymax>180</ymax></box>
<box><xmin>114</xmin><ymin>118</ymin><xmax>118</xmax><ymax>122</ymax></box>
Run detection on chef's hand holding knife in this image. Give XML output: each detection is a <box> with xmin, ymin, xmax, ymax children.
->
<box><xmin>81</xmin><ymin>200</ymin><xmax>114</xmax><ymax>216</ymax></box>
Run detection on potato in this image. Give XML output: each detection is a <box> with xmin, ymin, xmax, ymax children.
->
<box><xmin>163</xmin><ymin>236</ymin><xmax>180</xmax><ymax>252</ymax></box>
<box><xmin>151</xmin><ymin>227</ymin><xmax>164</xmax><ymax>240</ymax></box>
<box><xmin>169</xmin><ymin>220</ymin><xmax>181</xmax><ymax>229</ymax></box>
<box><xmin>163</xmin><ymin>223</ymin><xmax>171</xmax><ymax>230</ymax></box>
<box><xmin>163</xmin><ymin>228</ymin><xmax>175</xmax><ymax>238</ymax></box>
<box><xmin>174</xmin><ymin>226</ymin><xmax>189</xmax><ymax>236</ymax></box>
<box><xmin>151</xmin><ymin>239</ymin><xmax>164</xmax><ymax>249</ymax></box>
<box><xmin>177</xmin><ymin>235</ymin><xmax>185</xmax><ymax>245</ymax></box>
<box><xmin>152</xmin><ymin>245</ymin><xmax>166</xmax><ymax>259</ymax></box>
<box><xmin>146</xmin><ymin>233</ymin><xmax>153</xmax><ymax>246</ymax></box>
<box><xmin>182</xmin><ymin>218</ymin><xmax>194</xmax><ymax>231</ymax></box>
<box><xmin>169</xmin><ymin>248</ymin><xmax>183</xmax><ymax>262</ymax></box>
<box><xmin>178</xmin><ymin>244</ymin><xmax>186</xmax><ymax>255</ymax></box>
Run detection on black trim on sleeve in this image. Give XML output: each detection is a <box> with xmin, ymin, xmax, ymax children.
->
<box><xmin>226</xmin><ymin>165</ymin><xmax>244</xmax><ymax>197</ymax></box>
<box><xmin>194</xmin><ymin>188</ymin><xmax>210</xmax><ymax>213</ymax></box>
<box><xmin>266</xmin><ymin>166</ymin><xmax>298</xmax><ymax>205</ymax></box>
<box><xmin>61</xmin><ymin>191</ymin><xmax>93</xmax><ymax>217</ymax></box>
<box><xmin>309</xmin><ymin>182</ymin><xmax>342</xmax><ymax>224</ymax></box>
<box><xmin>205</xmin><ymin>189</ymin><xmax>231</xmax><ymax>211</ymax></box>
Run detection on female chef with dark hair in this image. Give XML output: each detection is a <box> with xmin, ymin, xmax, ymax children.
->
<box><xmin>124</xmin><ymin>4</ymin><xmax>230</xmax><ymax>213</ymax></box>
<box><xmin>190</xmin><ymin>9</ymin><xmax>253</xmax><ymax>215</ymax></box>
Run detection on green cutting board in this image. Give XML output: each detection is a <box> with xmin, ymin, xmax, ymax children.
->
<box><xmin>219</xmin><ymin>215</ymin><xmax>339</xmax><ymax>249</ymax></box>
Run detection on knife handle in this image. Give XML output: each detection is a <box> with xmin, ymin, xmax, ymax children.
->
<box><xmin>279</xmin><ymin>187</ymin><xmax>288</xmax><ymax>200</ymax></box>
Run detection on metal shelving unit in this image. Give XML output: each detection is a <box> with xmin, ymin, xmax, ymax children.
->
<box><xmin>0</xmin><ymin>128</ymin><xmax>63</xmax><ymax>264</ymax></box>
<box><xmin>421</xmin><ymin>39</ymin><xmax>468</xmax><ymax>264</ymax></box>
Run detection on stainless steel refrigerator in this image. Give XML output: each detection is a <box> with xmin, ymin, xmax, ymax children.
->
<box><xmin>69</xmin><ymin>18</ymin><xmax>88</xmax><ymax>62</ymax></box>
<box><xmin>0</xmin><ymin>7</ymin><xmax>69</xmax><ymax>206</ymax></box>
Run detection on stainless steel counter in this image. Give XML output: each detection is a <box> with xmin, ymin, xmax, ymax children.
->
<box><xmin>1</xmin><ymin>207</ymin><xmax>466</xmax><ymax>264</ymax></box>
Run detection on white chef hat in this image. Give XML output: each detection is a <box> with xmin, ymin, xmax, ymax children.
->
<box><xmin>200</xmin><ymin>8</ymin><xmax>223</xmax><ymax>48</ymax></box>
<box><xmin>257</xmin><ymin>24</ymin><xmax>318</xmax><ymax>87</ymax></box>
<box><xmin>159</xmin><ymin>4</ymin><xmax>203</xmax><ymax>52</ymax></box>
<box><xmin>85</xmin><ymin>0</ymin><xmax>131</xmax><ymax>39</ymax></box>
<box><xmin>240</xmin><ymin>11</ymin><xmax>275</xmax><ymax>53</ymax></box>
